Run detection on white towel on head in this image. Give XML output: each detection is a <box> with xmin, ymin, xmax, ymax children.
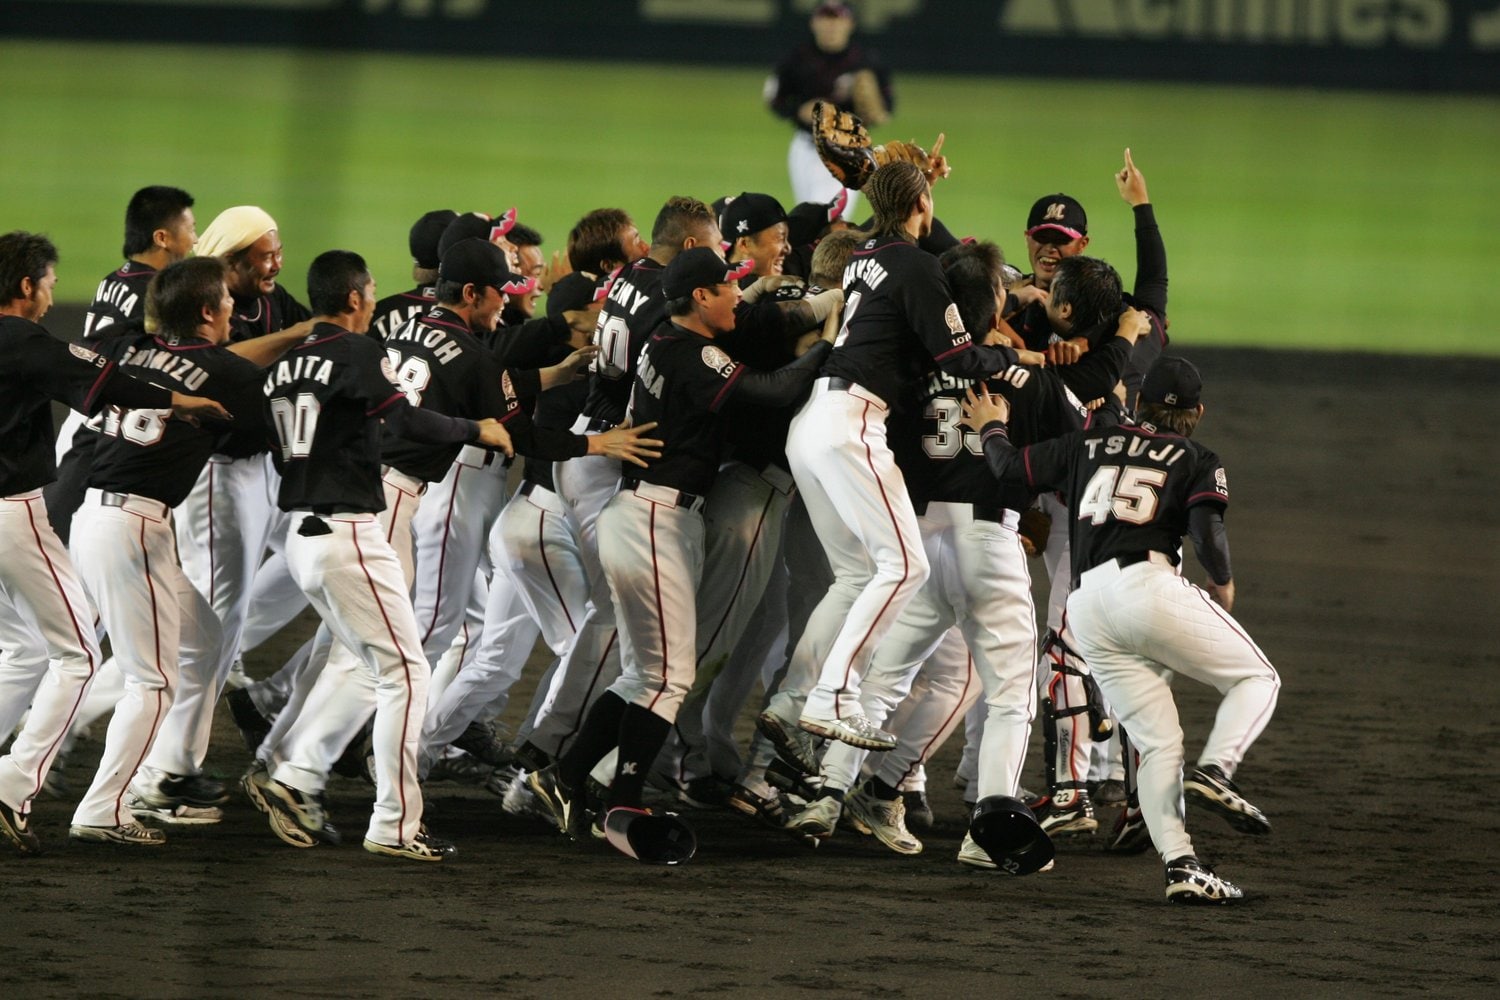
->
<box><xmin>195</xmin><ymin>206</ymin><xmax>278</xmax><ymax>258</ymax></box>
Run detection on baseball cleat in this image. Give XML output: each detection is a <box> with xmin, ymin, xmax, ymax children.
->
<box><xmin>901</xmin><ymin>789</ymin><xmax>934</xmax><ymax>832</ymax></box>
<box><xmin>132</xmin><ymin>768</ymin><xmax>229</xmax><ymax>808</ymax></box>
<box><xmin>0</xmin><ymin>799</ymin><xmax>42</xmax><ymax>856</ymax></box>
<box><xmin>241</xmin><ymin>761</ymin><xmax>272</xmax><ymax>814</ymax></box>
<box><xmin>225</xmin><ymin>688</ymin><xmax>273</xmax><ymax>754</ymax></box>
<box><xmin>363</xmin><ymin>836</ymin><xmax>447</xmax><ymax>863</ymax></box>
<box><xmin>126</xmin><ymin>791</ymin><xmax>223</xmax><ymax>826</ymax></box>
<box><xmin>787</xmin><ymin>794</ymin><xmax>842</xmax><ymax>840</ymax></box>
<box><xmin>1106</xmin><ymin>806</ymin><xmax>1153</xmax><ymax>854</ymax></box>
<box><xmin>526</xmin><ymin>764</ymin><xmax>574</xmax><ymax>834</ymax></box>
<box><xmin>798</xmin><ymin>713</ymin><xmax>898</xmax><ymax>751</ymax></box>
<box><xmin>1165</xmin><ymin>855</ymin><xmax>1244</xmax><ymax>904</ymax></box>
<box><xmin>845</xmin><ymin>784</ymin><xmax>923</xmax><ymax>855</ymax></box>
<box><xmin>678</xmin><ymin>774</ymin><xmax>736</xmax><ymax>810</ymax></box>
<box><xmin>1092</xmin><ymin>777</ymin><xmax>1129</xmax><ymax>808</ymax></box>
<box><xmin>1184</xmin><ymin>764</ymin><xmax>1271</xmax><ymax>835</ymax></box>
<box><xmin>958</xmin><ymin>832</ymin><xmax>1057</xmax><ymax>873</ymax></box>
<box><xmin>223</xmin><ymin>657</ymin><xmax>253</xmax><ymax>691</ymax></box>
<box><xmin>69</xmin><ymin>821</ymin><xmax>167</xmax><ymax>846</ymax></box>
<box><xmin>1037</xmin><ymin>790</ymin><xmax>1098</xmax><ymax>837</ymax></box>
<box><xmin>426</xmin><ymin>753</ymin><xmax>494</xmax><ymax>786</ymax></box>
<box><xmin>261</xmin><ymin>777</ymin><xmax>340</xmax><ymax>847</ymax></box>
<box><xmin>451</xmin><ymin>719</ymin><xmax>515</xmax><ymax>768</ymax></box>
<box><xmin>756</xmin><ymin>710</ymin><xmax>822</xmax><ymax>775</ymax></box>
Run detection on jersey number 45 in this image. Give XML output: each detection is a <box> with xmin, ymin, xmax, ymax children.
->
<box><xmin>1077</xmin><ymin>465</ymin><xmax>1167</xmax><ymax>525</ymax></box>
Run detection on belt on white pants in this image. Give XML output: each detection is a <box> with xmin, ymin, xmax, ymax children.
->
<box><xmin>1077</xmin><ymin>549</ymin><xmax>1176</xmax><ymax>588</ymax></box>
<box><xmin>85</xmin><ymin>487</ymin><xmax>170</xmax><ymax>521</ymax></box>
<box><xmin>381</xmin><ymin>465</ymin><xmax>427</xmax><ymax>496</ymax></box>
<box><xmin>813</xmin><ymin>375</ymin><xmax>887</xmax><ymax>411</ymax></box>
<box><xmin>621</xmin><ymin>478</ymin><xmax>706</xmax><ymax>514</ymax></box>
<box><xmin>518</xmin><ymin>480</ymin><xmax>565</xmax><ymax>515</ymax></box>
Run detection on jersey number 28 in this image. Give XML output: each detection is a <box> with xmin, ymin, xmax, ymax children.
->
<box><xmin>1077</xmin><ymin>465</ymin><xmax>1167</xmax><ymax>525</ymax></box>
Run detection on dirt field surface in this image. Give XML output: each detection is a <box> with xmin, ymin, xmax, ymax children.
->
<box><xmin>10</xmin><ymin>348</ymin><xmax>1500</xmax><ymax>998</ymax></box>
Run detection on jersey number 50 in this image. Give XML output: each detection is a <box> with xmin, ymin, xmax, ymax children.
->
<box><xmin>1077</xmin><ymin>464</ymin><xmax>1167</xmax><ymax>525</ymax></box>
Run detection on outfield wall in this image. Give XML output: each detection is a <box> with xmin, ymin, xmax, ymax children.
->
<box><xmin>5</xmin><ymin>0</ymin><xmax>1497</xmax><ymax>94</ymax></box>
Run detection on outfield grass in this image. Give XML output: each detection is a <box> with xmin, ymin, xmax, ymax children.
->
<box><xmin>3</xmin><ymin>40</ymin><xmax>1497</xmax><ymax>355</ymax></box>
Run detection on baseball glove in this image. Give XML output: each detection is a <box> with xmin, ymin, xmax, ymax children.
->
<box><xmin>812</xmin><ymin>101</ymin><xmax>947</xmax><ymax>191</ymax></box>
<box><xmin>1017</xmin><ymin>506</ymin><xmax>1051</xmax><ymax>557</ymax></box>
<box><xmin>849</xmin><ymin>69</ymin><xmax>890</xmax><ymax>127</ymax></box>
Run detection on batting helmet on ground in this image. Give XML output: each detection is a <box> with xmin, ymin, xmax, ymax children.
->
<box><xmin>969</xmin><ymin>795</ymin><xmax>1054</xmax><ymax>875</ymax></box>
<box><xmin>603</xmin><ymin>807</ymin><xmax>697</xmax><ymax>865</ymax></box>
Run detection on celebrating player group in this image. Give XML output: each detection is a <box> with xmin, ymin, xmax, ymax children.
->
<box><xmin>0</xmin><ymin>109</ymin><xmax>1281</xmax><ymax>902</ymax></box>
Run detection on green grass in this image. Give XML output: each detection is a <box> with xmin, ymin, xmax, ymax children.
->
<box><xmin>3</xmin><ymin>40</ymin><xmax>1498</xmax><ymax>355</ymax></box>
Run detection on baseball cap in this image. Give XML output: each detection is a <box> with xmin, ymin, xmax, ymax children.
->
<box><xmin>720</xmin><ymin>193</ymin><xmax>788</xmax><ymax>243</ymax></box>
<box><xmin>546</xmin><ymin>269</ymin><xmax>610</xmax><ymax>318</ymax></box>
<box><xmin>437</xmin><ymin>208</ymin><xmax>520</xmax><ymax>261</ymax></box>
<box><xmin>439</xmin><ymin>238</ymin><xmax>537</xmax><ymax>296</ymax></box>
<box><xmin>661</xmin><ymin>248</ymin><xmax>754</xmax><ymax>299</ymax></box>
<box><xmin>814</xmin><ymin>2</ymin><xmax>853</xmax><ymax>17</ymax></box>
<box><xmin>786</xmin><ymin>189</ymin><xmax>850</xmax><ymax>247</ymax></box>
<box><xmin>1140</xmin><ymin>356</ymin><xmax>1203</xmax><ymax>409</ymax></box>
<box><xmin>409</xmin><ymin>210</ymin><xmax>457</xmax><ymax>269</ymax></box>
<box><xmin>1025</xmin><ymin>194</ymin><xmax>1088</xmax><ymax>241</ymax></box>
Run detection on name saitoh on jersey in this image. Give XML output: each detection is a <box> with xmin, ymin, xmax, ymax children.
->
<box><xmin>387</xmin><ymin>322</ymin><xmax>463</xmax><ymax>364</ymax></box>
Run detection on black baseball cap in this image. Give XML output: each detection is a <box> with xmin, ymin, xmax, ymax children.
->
<box><xmin>661</xmin><ymin>248</ymin><xmax>754</xmax><ymax>299</ymax></box>
<box><xmin>786</xmin><ymin>189</ymin><xmax>850</xmax><ymax>247</ymax></box>
<box><xmin>437</xmin><ymin>208</ymin><xmax>519</xmax><ymax>261</ymax></box>
<box><xmin>409</xmin><ymin>210</ymin><xmax>457</xmax><ymax>269</ymax></box>
<box><xmin>720</xmin><ymin>193</ymin><xmax>788</xmax><ymax>243</ymax></box>
<box><xmin>546</xmin><ymin>269</ymin><xmax>610</xmax><ymax>318</ymax></box>
<box><xmin>815</xmin><ymin>2</ymin><xmax>853</xmax><ymax>17</ymax></box>
<box><xmin>1025</xmin><ymin>194</ymin><xmax>1088</xmax><ymax>240</ymax></box>
<box><xmin>439</xmin><ymin>238</ymin><xmax>537</xmax><ymax>295</ymax></box>
<box><xmin>1140</xmin><ymin>356</ymin><xmax>1203</xmax><ymax>409</ymax></box>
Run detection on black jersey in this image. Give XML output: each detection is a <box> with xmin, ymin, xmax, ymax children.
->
<box><xmin>519</xmin><ymin>346</ymin><xmax>591</xmax><ymax>491</ymax></box>
<box><xmin>0</xmin><ymin>315</ymin><xmax>173</xmax><ymax>496</ymax></box>
<box><xmin>379</xmin><ymin>307</ymin><xmax>585</xmax><ymax>482</ymax></box>
<box><xmin>82</xmin><ymin>262</ymin><xmax>156</xmax><ymax>339</ymax></box>
<box><xmin>767</xmin><ymin>40</ymin><xmax>893</xmax><ymax>135</ymax></box>
<box><xmin>895</xmin><ymin>344</ymin><xmax>1125</xmax><ymax>512</ymax></box>
<box><xmin>824</xmin><ymin>234</ymin><xmax>1016</xmax><ymax>413</ymax></box>
<box><xmin>581</xmin><ymin>257</ymin><xmax>667</xmax><ymax>427</ymax></box>
<box><xmin>370</xmin><ymin>285</ymin><xmax>436</xmax><ymax>344</ymax></box>
<box><xmin>221</xmin><ymin>284</ymin><xmax>313</xmax><ymax>459</ymax></box>
<box><xmin>982</xmin><ymin>419</ymin><xmax>1228</xmax><ymax>583</ymax></box>
<box><xmin>88</xmin><ymin>332</ymin><xmax>262</xmax><ymax>506</ymax></box>
<box><xmin>264</xmin><ymin>323</ymin><xmax>473</xmax><ymax>513</ymax></box>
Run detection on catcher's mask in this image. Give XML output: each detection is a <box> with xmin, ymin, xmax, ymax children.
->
<box><xmin>968</xmin><ymin>795</ymin><xmax>1054</xmax><ymax>876</ymax></box>
<box><xmin>603</xmin><ymin>807</ymin><xmax>697</xmax><ymax>865</ymax></box>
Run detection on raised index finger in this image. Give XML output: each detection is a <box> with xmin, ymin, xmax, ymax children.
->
<box><xmin>930</xmin><ymin>133</ymin><xmax>945</xmax><ymax>160</ymax></box>
<box><xmin>1123</xmin><ymin>147</ymin><xmax>1136</xmax><ymax>172</ymax></box>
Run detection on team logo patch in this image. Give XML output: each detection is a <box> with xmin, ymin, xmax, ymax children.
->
<box><xmin>1045</xmin><ymin>202</ymin><xmax>1067</xmax><ymax>221</ymax></box>
<box><xmin>501</xmin><ymin>369</ymin><xmax>516</xmax><ymax>402</ymax></box>
<box><xmin>1215</xmin><ymin>468</ymin><xmax>1229</xmax><ymax>494</ymax></box>
<box><xmin>944</xmin><ymin>303</ymin><xmax>966</xmax><ymax>337</ymax></box>
<box><xmin>69</xmin><ymin>342</ymin><xmax>105</xmax><ymax>367</ymax></box>
<box><xmin>701</xmin><ymin>345</ymin><xmax>736</xmax><ymax>377</ymax></box>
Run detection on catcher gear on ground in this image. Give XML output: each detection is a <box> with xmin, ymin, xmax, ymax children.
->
<box><xmin>603</xmin><ymin>806</ymin><xmax>697</xmax><ymax>865</ymax></box>
<box><xmin>968</xmin><ymin>796</ymin><xmax>1054</xmax><ymax>875</ymax></box>
<box><xmin>812</xmin><ymin>101</ymin><xmax>944</xmax><ymax>190</ymax></box>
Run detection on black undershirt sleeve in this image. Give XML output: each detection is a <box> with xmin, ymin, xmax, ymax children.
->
<box><xmin>726</xmin><ymin>340</ymin><xmax>832</xmax><ymax>409</ymax></box>
<box><xmin>384</xmin><ymin>400</ymin><xmax>480</xmax><ymax>445</ymax></box>
<box><xmin>1132</xmin><ymin>203</ymin><xmax>1168</xmax><ymax>319</ymax></box>
<box><xmin>1188</xmin><ymin>504</ymin><xmax>1232</xmax><ymax>585</ymax></box>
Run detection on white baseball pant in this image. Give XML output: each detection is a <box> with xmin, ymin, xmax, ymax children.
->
<box><xmin>1066</xmin><ymin>554</ymin><xmax>1281</xmax><ymax>863</ymax></box>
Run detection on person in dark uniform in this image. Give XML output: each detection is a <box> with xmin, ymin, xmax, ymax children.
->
<box><xmin>0</xmin><ymin>231</ymin><xmax>226</xmax><ymax>855</ymax></box>
<box><xmin>249</xmin><ymin>249</ymin><xmax>516</xmax><ymax>863</ymax></box>
<box><xmin>70</xmin><ymin>255</ymin><xmax>305</xmax><ymax>840</ymax></box>
<box><xmin>964</xmin><ymin>354</ymin><xmax>1281</xmax><ymax>904</ymax></box>
<box><xmin>47</xmin><ymin>184</ymin><xmax>198</xmax><ymax>543</ymax></box>
<box><xmin>369</xmin><ymin>208</ymin><xmax>455</xmax><ymax>344</ymax></box>
<box><xmin>528</xmin><ymin>247</ymin><xmax>836</xmax><ymax>860</ymax></box>
<box><xmin>766</xmin><ymin>1</ymin><xmax>893</xmax><ymax>213</ymax></box>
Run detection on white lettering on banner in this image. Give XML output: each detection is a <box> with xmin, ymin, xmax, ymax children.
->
<box><xmin>999</xmin><ymin>0</ymin><xmax>1452</xmax><ymax>50</ymax></box>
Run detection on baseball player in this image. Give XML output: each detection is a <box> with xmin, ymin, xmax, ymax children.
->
<box><xmin>766</xmin><ymin>1</ymin><xmax>892</xmax><ymax>213</ymax></box>
<box><xmin>721</xmin><ymin>193</ymin><xmax>791</xmax><ymax>278</ymax></box>
<box><xmin>251</xmin><ymin>249</ymin><xmax>514</xmax><ymax>862</ymax></box>
<box><xmin>0</xmin><ymin>231</ymin><xmax>226</xmax><ymax>854</ymax></box>
<box><xmin>172</xmin><ymin>206</ymin><xmax>312</xmax><ymax>757</ymax></box>
<box><xmin>761</xmin><ymin>162</ymin><xmax>1035</xmax><ymax>767</ymax></box>
<box><xmin>530</xmin><ymin>247</ymin><xmax>835</xmax><ymax>856</ymax></box>
<box><xmin>47</xmin><ymin>185</ymin><xmax>198</xmax><ymax>545</ymax></box>
<box><xmin>72</xmin><ymin>256</ymin><xmax>304</xmax><ymax>841</ymax></box>
<box><xmin>368</xmin><ymin>209</ymin><xmax>455</xmax><ymax>343</ymax></box>
<box><xmin>965</xmin><ymin>355</ymin><xmax>1281</xmax><ymax>904</ymax></box>
<box><xmin>530</xmin><ymin>197</ymin><xmax>721</xmax><ymax>767</ymax></box>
